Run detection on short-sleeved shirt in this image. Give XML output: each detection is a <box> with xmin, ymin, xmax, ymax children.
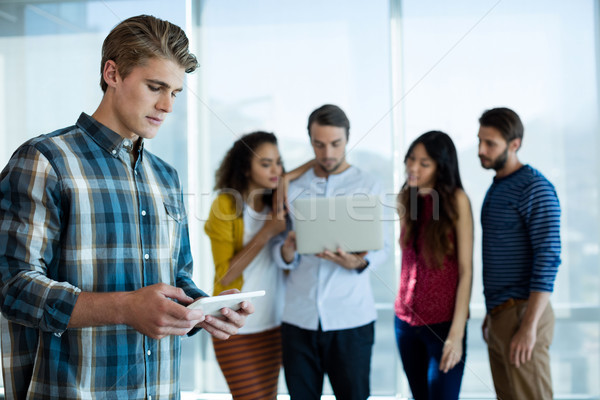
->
<box><xmin>0</xmin><ymin>113</ymin><xmax>206</xmax><ymax>399</ymax></box>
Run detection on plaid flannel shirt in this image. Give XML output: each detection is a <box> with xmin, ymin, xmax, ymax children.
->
<box><xmin>0</xmin><ymin>113</ymin><xmax>206</xmax><ymax>399</ymax></box>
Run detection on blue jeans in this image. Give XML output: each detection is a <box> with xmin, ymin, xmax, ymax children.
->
<box><xmin>394</xmin><ymin>316</ymin><xmax>466</xmax><ymax>400</ymax></box>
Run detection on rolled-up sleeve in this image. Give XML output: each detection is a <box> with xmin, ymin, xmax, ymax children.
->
<box><xmin>0</xmin><ymin>145</ymin><xmax>80</xmax><ymax>334</ymax></box>
<box><xmin>271</xmin><ymin>230</ymin><xmax>301</xmax><ymax>270</ymax></box>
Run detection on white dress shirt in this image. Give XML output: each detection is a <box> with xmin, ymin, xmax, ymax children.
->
<box><xmin>272</xmin><ymin>166</ymin><xmax>389</xmax><ymax>331</ymax></box>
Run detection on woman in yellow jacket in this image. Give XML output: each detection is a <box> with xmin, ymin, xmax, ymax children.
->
<box><xmin>205</xmin><ymin>131</ymin><xmax>310</xmax><ymax>400</ymax></box>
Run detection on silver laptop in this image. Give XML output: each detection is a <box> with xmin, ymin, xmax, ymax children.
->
<box><xmin>292</xmin><ymin>195</ymin><xmax>383</xmax><ymax>255</ymax></box>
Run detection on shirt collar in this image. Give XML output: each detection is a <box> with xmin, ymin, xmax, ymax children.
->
<box><xmin>492</xmin><ymin>164</ymin><xmax>528</xmax><ymax>183</ymax></box>
<box><xmin>76</xmin><ymin>112</ymin><xmax>144</xmax><ymax>158</ymax></box>
<box><xmin>310</xmin><ymin>165</ymin><xmax>355</xmax><ymax>181</ymax></box>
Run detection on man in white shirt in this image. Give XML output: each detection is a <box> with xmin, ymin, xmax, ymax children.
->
<box><xmin>273</xmin><ymin>104</ymin><xmax>388</xmax><ymax>400</ymax></box>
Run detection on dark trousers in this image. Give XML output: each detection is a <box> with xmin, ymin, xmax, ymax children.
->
<box><xmin>281</xmin><ymin>321</ymin><xmax>375</xmax><ymax>400</ymax></box>
<box><xmin>394</xmin><ymin>317</ymin><xmax>466</xmax><ymax>400</ymax></box>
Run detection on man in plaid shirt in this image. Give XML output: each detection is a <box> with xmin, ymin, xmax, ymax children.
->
<box><xmin>0</xmin><ymin>15</ymin><xmax>253</xmax><ymax>399</ymax></box>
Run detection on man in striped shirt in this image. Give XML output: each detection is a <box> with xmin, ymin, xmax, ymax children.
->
<box><xmin>478</xmin><ymin>107</ymin><xmax>561</xmax><ymax>400</ymax></box>
<box><xmin>0</xmin><ymin>15</ymin><xmax>252</xmax><ymax>399</ymax></box>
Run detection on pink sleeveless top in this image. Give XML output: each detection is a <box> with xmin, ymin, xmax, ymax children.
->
<box><xmin>394</xmin><ymin>194</ymin><xmax>459</xmax><ymax>326</ymax></box>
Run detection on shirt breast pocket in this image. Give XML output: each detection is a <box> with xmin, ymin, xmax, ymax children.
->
<box><xmin>164</xmin><ymin>201</ymin><xmax>184</xmax><ymax>263</ymax></box>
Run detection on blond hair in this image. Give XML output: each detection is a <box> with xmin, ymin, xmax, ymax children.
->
<box><xmin>100</xmin><ymin>15</ymin><xmax>198</xmax><ymax>92</ymax></box>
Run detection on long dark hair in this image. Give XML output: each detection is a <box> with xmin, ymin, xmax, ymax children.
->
<box><xmin>399</xmin><ymin>131</ymin><xmax>463</xmax><ymax>269</ymax></box>
<box><xmin>214</xmin><ymin>131</ymin><xmax>281</xmax><ymax>206</ymax></box>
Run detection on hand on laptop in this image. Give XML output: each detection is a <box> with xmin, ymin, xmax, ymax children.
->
<box><xmin>316</xmin><ymin>248</ymin><xmax>368</xmax><ymax>270</ymax></box>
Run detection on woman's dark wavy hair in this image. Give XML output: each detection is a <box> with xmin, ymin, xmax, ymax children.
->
<box><xmin>399</xmin><ymin>131</ymin><xmax>463</xmax><ymax>269</ymax></box>
<box><xmin>214</xmin><ymin>131</ymin><xmax>281</xmax><ymax>206</ymax></box>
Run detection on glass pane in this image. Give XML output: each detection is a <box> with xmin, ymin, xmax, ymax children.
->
<box><xmin>399</xmin><ymin>0</ymin><xmax>600</xmax><ymax>397</ymax></box>
<box><xmin>2</xmin><ymin>1</ymin><xmax>598</xmax><ymax>398</ymax></box>
<box><xmin>191</xmin><ymin>0</ymin><xmax>395</xmax><ymax>394</ymax></box>
<box><xmin>0</xmin><ymin>0</ymin><xmax>188</xmax><ymax>178</ymax></box>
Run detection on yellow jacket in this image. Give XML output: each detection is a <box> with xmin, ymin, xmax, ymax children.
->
<box><xmin>204</xmin><ymin>193</ymin><xmax>245</xmax><ymax>295</ymax></box>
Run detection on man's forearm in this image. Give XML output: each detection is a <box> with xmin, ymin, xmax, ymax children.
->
<box><xmin>68</xmin><ymin>291</ymin><xmax>129</xmax><ymax>328</ymax></box>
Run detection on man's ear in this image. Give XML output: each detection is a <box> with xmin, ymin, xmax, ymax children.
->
<box><xmin>102</xmin><ymin>60</ymin><xmax>119</xmax><ymax>89</ymax></box>
<box><xmin>510</xmin><ymin>138</ymin><xmax>522</xmax><ymax>152</ymax></box>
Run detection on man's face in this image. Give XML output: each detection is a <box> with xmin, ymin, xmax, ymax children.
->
<box><xmin>309</xmin><ymin>123</ymin><xmax>348</xmax><ymax>174</ymax></box>
<box><xmin>111</xmin><ymin>57</ymin><xmax>184</xmax><ymax>141</ymax></box>
<box><xmin>478</xmin><ymin>125</ymin><xmax>510</xmax><ymax>171</ymax></box>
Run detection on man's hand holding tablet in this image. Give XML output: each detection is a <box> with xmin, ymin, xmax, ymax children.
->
<box><xmin>191</xmin><ymin>289</ymin><xmax>261</xmax><ymax>340</ymax></box>
<box><xmin>188</xmin><ymin>290</ymin><xmax>265</xmax><ymax>317</ymax></box>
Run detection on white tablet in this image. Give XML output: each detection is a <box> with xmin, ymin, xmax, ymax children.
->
<box><xmin>187</xmin><ymin>290</ymin><xmax>265</xmax><ymax>316</ymax></box>
<box><xmin>292</xmin><ymin>195</ymin><xmax>383</xmax><ymax>254</ymax></box>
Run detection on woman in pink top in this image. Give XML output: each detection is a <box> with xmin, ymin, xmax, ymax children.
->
<box><xmin>394</xmin><ymin>131</ymin><xmax>473</xmax><ymax>400</ymax></box>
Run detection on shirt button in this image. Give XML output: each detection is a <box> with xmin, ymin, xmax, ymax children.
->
<box><xmin>144</xmin><ymin>254</ymin><xmax>149</xmax><ymax>260</ymax></box>
<box><xmin>147</xmin><ymin>350</ymin><xmax>151</xmax><ymax>356</ymax></box>
<box><xmin>141</xmin><ymin>210</ymin><xmax>147</xmax><ymax>216</ymax></box>
<box><xmin>111</xmin><ymin>149</ymin><xmax>117</xmax><ymax>155</ymax></box>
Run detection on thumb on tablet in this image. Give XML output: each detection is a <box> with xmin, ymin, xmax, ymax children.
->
<box><xmin>159</xmin><ymin>284</ymin><xmax>194</xmax><ymax>304</ymax></box>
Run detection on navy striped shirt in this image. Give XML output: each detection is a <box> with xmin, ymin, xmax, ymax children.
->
<box><xmin>481</xmin><ymin>165</ymin><xmax>561</xmax><ymax>313</ymax></box>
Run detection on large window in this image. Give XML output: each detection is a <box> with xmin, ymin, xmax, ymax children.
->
<box><xmin>0</xmin><ymin>1</ymin><xmax>598</xmax><ymax>398</ymax></box>
<box><xmin>395</xmin><ymin>0</ymin><xmax>600</xmax><ymax>397</ymax></box>
<box><xmin>188</xmin><ymin>0</ymin><xmax>396</xmax><ymax>395</ymax></box>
